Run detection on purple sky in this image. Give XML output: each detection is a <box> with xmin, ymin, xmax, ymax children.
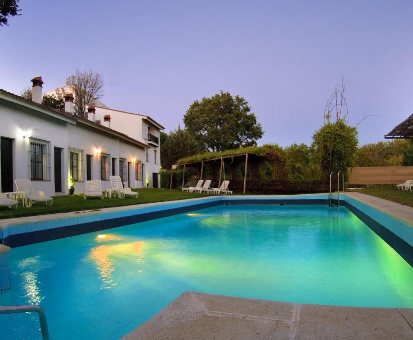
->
<box><xmin>1</xmin><ymin>0</ymin><xmax>412</xmax><ymax>147</ymax></box>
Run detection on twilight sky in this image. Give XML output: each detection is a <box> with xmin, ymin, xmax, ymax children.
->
<box><xmin>1</xmin><ymin>0</ymin><xmax>412</xmax><ymax>147</ymax></box>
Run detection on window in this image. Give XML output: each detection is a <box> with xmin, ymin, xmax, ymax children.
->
<box><xmin>154</xmin><ymin>150</ymin><xmax>157</xmax><ymax>164</ymax></box>
<box><xmin>69</xmin><ymin>149</ymin><xmax>83</xmax><ymax>181</ymax></box>
<box><xmin>112</xmin><ymin>158</ymin><xmax>116</xmax><ymax>176</ymax></box>
<box><xmin>119</xmin><ymin>159</ymin><xmax>127</xmax><ymax>182</ymax></box>
<box><xmin>135</xmin><ymin>161</ymin><xmax>142</xmax><ymax>180</ymax></box>
<box><xmin>29</xmin><ymin>139</ymin><xmax>50</xmax><ymax>180</ymax></box>
<box><xmin>86</xmin><ymin>155</ymin><xmax>92</xmax><ymax>180</ymax></box>
<box><xmin>100</xmin><ymin>154</ymin><xmax>110</xmax><ymax>180</ymax></box>
<box><xmin>145</xmin><ymin>148</ymin><xmax>149</xmax><ymax>162</ymax></box>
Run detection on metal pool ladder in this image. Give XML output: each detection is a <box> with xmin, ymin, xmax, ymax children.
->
<box><xmin>329</xmin><ymin>171</ymin><xmax>345</xmax><ymax>206</ymax></box>
<box><xmin>0</xmin><ymin>304</ymin><xmax>50</xmax><ymax>340</ymax></box>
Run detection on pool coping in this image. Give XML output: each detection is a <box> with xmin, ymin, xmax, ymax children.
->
<box><xmin>120</xmin><ymin>291</ymin><xmax>413</xmax><ymax>340</ymax></box>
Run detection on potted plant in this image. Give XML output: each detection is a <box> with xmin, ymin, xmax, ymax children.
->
<box><xmin>69</xmin><ymin>176</ymin><xmax>75</xmax><ymax>195</ymax></box>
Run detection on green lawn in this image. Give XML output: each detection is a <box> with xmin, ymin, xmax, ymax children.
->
<box><xmin>352</xmin><ymin>187</ymin><xmax>413</xmax><ymax>208</ymax></box>
<box><xmin>0</xmin><ymin>189</ymin><xmax>205</xmax><ymax>220</ymax></box>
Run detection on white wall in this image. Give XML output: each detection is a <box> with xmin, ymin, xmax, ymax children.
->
<box><xmin>0</xmin><ymin>98</ymin><xmax>70</xmax><ymax>195</ymax></box>
<box><xmin>0</xmin><ymin>97</ymin><xmax>148</xmax><ymax>196</ymax></box>
<box><xmin>94</xmin><ymin>107</ymin><xmax>162</xmax><ymax>188</ymax></box>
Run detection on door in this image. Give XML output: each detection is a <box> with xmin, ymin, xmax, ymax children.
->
<box><xmin>1</xmin><ymin>137</ymin><xmax>13</xmax><ymax>192</ymax></box>
<box><xmin>54</xmin><ymin>147</ymin><xmax>62</xmax><ymax>192</ymax></box>
<box><xmin>153</xmin><ymin>173</ymin><xmax>159</xmax><ymax>189</ymax></box>
<box><xmin>86</xmin><ymin>155</ymin><xmax>92</xmax><ymax>180</ymax></box>
<box><xmin>128</xmin><ymin>162</ymin><xmax>131</xmax><ymax>188</ymax></box>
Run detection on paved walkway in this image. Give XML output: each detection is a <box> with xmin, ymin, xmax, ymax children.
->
<box><xmin>121</xmin><ymin>292</ymin><xmax>413</xmax><ymax>340</ymax></box>
<box><xmin>344</xmin><ymin>192</ymin><xmax>413</xmax><ymax>226</ymax></box>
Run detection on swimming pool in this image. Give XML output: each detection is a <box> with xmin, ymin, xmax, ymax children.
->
<box><xmin>1</xmin><ymin>203</ymin><xmax>413</xmax><ymax>339</ymax></box>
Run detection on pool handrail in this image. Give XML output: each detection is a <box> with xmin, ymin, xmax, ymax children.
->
<box><xmin>0</xmin><ymin>304</ymin><xmax>50</xmax><ymax>340</ymax></box>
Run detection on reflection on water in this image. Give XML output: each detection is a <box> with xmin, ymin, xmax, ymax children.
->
<box><xmin>90</xmin><ymin>245</ymin><xmax>115</xmax><ymax>289</ymax></box>
<box><xmin>89</xmin><ymin>239</ymin><xmax>147</xmax><ymax>288</ymax></box>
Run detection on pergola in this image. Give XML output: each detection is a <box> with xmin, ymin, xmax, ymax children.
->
<box><xmin>385</xmin><ymin>114</ymin><xmax>413</xmax><ymax>139</ymax></box>
<box><xmin>172</xmin><ymin>152</ymin><xmax>257</xmax><ymax>194</ymax></box>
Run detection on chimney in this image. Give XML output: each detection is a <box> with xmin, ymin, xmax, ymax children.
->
<box><xmin>103</xmin><ymin>115</ymin><xmax>111</xmax><ymax>128</ymax></box>
<box><xmin>64</xmin><ymin>93</ymin><xmax>74</xmax><ymax>113</ymax></box>
<box><xmin>87</xmin><ymin>106</ymin><xmax>96</xmax><ymax>121</ymax></box>
<box><xmin>31</xmin><ymin>76</ymin><xmax>43</xmax><ymax>104</ymax></box>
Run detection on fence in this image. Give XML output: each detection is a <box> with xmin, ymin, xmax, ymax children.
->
<box><xmin>348</xmin><ymin>166</ymin><xmax>413</xmax><ymax>185</ymax></box>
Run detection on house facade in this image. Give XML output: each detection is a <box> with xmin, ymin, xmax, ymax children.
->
<box><xmin>0</xmin><ymin>77</ymin><xmax>163</xmax><ymax>197</ymax></box>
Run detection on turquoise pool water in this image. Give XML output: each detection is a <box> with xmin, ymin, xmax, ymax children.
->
<box><xmin>1</xmin><ymin>204</ymin><xmax>413</xmax><ymax>339</ymax></box>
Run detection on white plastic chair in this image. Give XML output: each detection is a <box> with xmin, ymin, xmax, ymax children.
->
<box><xmin>397</xmin><ymin>180</ymin><xmax>413</xmax><ymax>191</ymax></box>
<box><xmin>15</xmin><ymin>179</ymin><xmax>53</xmax><ymax>207</ymax></box>
<box><xmin>183</xmin><ymin>180</ymin><xmax>204</xmax><ymax>193</ymax></box>
<box><xmin>0</xmin><ymin>193</ymin><xmax>18</xmax><ymax>209</ymax></box>
<box><xmin>84</xmin><ymin>180</ymin><xmax>104</xmax><ymax>199</ymax></box>
<box><xmin>206</xmin><ymin>180</ymin><xmax>232</xmax><ymax>195</ymax></box>
<box><xmin>199</xmin><ymin>180</ymin><xmax>212</xmax><ymax>193</ymax></box>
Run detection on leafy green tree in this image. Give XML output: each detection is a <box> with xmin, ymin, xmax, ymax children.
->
<box><xmin>354</xmin><ymin>140</ymin><xmax>406</xmax><ymax>167</ymax></box>
<box><xmin>402</xmin><ymin>139</ymin><xmax>413</xmax><ymax>166</ymax></box>
<box><xmin>161</xmin><ymin>127</ymin><xmax>201</xmax><ymax>169</ymax></box>
<box><xmin>284</xmin><ymin>143</ymin><xmax>313</xmax><ymax>179</ymax></box>
<box><xmin>20</xmin><ymin>87</ymin><xmax>32</xmax><ymax>100</ymax></box>
<box><xmin>0</xmin><ymin>0</ymin><xmax>20</xmax><ymax>27</ymax></box>
<box><xmin>42</xmin><ymin>95</ymin><xmax>64</xmax><ymax>110</ymax></box>
<box><xmin>313</xmin><ymin>119</ymin><xmax>358</xmax><ymax>176</ymax></box>
<box><xmin>184</xmin><ymin>91</ymin><xmax>263</xmax><ymax>151</ymax></box>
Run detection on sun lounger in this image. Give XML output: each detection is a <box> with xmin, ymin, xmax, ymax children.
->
<box><xmin>199</xmin><ymin>180</ymin><xmax>212</xmax><ymax>193</ymax></box>
<box><xmin>15</xmin><ymin>179</ymin><xmax>53</xmax><ymax>207</ymax></box>
<box><xmin>84</xmin><ymin>180</ymin><xmax>104</xmax><ymax>199</ymax></box>
<box><xmin>123</xmin><ymin>187</ymin><xmax>139</xmax><ymax>198</ymax></box>
<box><xmin>183</xmin><ymin>180</ymin><xmax>203</xmax><ymax>192</ymax></box>
<box><xmin>206</xmin><ymin>180</ymin><xmax>232</xmax><ymax>195</ymax></box>
<box><xmin>0</xmin><ymin>193</ymin><xmax>18</xmax><ymax>209</ymax></box>
<box><xmin>397</xmin><ymin>180</ymin><xmax>413</xmax><ymax>191</ymax></box>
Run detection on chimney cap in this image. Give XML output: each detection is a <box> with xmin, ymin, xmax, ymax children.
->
<box><xmin>87</xmin><ymin>105</ymin><xmax>96</xmax><ymax>113</ymax></box>
<box><xmin>103</xmin><ymin>115</ymin><xmax>111</xmax><ymax>122</ymax></box>
<box><xmin>64</xmin><ymin>93</ymin><xmax>74</xmax><ymax>102</ymax></box>
<box><xmin>31</xmin><ymin>76</ymin><xmax>44</xmax><ymax>87</ymax></box>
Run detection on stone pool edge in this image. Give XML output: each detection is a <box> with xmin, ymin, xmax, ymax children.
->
<box><xmin>120</xmin><ymin>291</ymin><xmax>413</xmax><ymax>340</ymax></box>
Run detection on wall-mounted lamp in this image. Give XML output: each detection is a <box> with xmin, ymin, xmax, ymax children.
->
<box><xmin>94</xmin><ymin>148</ymin><xmax>101</xmax><ymax>154</ymax></box>
<box><xmin>131</xmin><ymin>157</ymin><xmax>137</xmax><ymax>163</ymax></box>
<box><xmin>21</xmin><ymin>129</ymin><xmax>31</xmax><ymax>139</ymax></box>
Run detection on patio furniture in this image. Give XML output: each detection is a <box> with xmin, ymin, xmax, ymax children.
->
<box><xmin>15</xmin><ymin>179</ymin><xmax>53</xmax><ymax>207</ymax></box>
<box><xmin>0</xmin><ymin>193</ymin><xmax>18</xmax><ymax>209</ymax></box>
<box><xmin>183</xmin><ymin>180</ymin><xmax>204</xmax><ymax>192</ymax></box>
<box><xmin>206</xmin><ymin>180</ymin><xmax>232</xmax><ymax>195</ymax></box>
<box><xmin>84</xmin><ymin>180</ymin><xmax>104</xmax><ymax>199</ymax></box>
<box><xmin>198</xmin><ymin>180</ymin><xmax>212</xmax><ymax>193</ymax></box>
<box><xmin>109</xmin><ymin>176</ymin><xmax>126</xmax><ymax>198</ymax></box>
<box><xmin>123</xmin><ymin>188</ymin><xmax>139</xmax><ymax>198</ymax></box>
<box><xmin>179</xmin><ymin>181</ymin><xmax>195</xmax><ymax>191</ymax></box>
<box><xmin>397</xmin><ymin>180</ymin><xmax>413</xmax><ymax>191</ymax></box>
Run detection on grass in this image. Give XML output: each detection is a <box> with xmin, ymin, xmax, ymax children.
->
<box><xmin>353</xmin><ymin>186</ymin><xmax>413</xmax><ymax>208</ymax></box>
<box><xmin>0</xmin><ymin>189</ymin><xmax>205</xmax><ymax>220</ymax></box>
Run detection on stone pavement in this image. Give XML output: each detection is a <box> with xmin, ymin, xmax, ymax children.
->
<box><xmin>121</xmin><ymin>292</ymin><xmax>413</xmax><ymax>340</ymax></box>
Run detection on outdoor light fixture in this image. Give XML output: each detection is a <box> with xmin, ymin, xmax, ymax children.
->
<box><xmin>132</xmin><ymin>157</ymin><xmax>137</xmax><ymax>163</ymax></box>
<box><xmin>94</xmin><ymin>148</ymin><xmax>101</xmax><ymax>154</ymax></box>
<box><xmin>21</xmin><ymin>129</ymin><xmax>31</xmax><ymax>139</ymax></box>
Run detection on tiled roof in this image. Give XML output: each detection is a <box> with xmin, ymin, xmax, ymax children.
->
<box><xmin>385</xmin><ymin>114</ymin><xmax>413</xmax><ymax>139</ymax></box>
<box><xmin>0</xmin><ymin>89</ymin><xmax>149</xmax><ymax>148</ymax></box>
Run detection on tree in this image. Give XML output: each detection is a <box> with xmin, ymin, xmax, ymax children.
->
<box><xmin>20</xmin><ymin>88</ymin><xmax>65</xmax><ymax>110</ymax></box>
<box><xmin>354</xmin><ymin>140</ymin><xmax>406</xmax><ymax>167</ymax></box>
<box><xmin>66</xmin><ymin>69</ymin><xmax>104</xmax><ymax>117</ymax></box>
<box><xmin>184</xmin><ymin>91</ymin><xmax>263</xmax><ymax>152</ymax></box>
<box><xmin>402</xmin><ymin>139</ymin><xmax>413</xmax><ymax>166</ymax></box>
<box><xmin>161</xmin><ymin>127</ymin><xmax>201</xmax><ymax>169</ymax></box>
<box><xmin>42</xmin><ymin>95</ymin><xmax>64</xmax><ymax>110</ymax></box>
<box><xmin>0</xmin><ymin>0</ymin><xmax>20</xmax><ymax>27</ymax></box>
<box><xmin>20</xmin><ymin>87</ymin><xmax>32</xmax><ymax>100</ymax></box>
<box><xmin>313</xmin><ymin>119</ymin><xmax>358</xmax><ymax>177</ymax></box>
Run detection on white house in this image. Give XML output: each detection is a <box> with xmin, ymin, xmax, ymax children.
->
<box><xmin>0</xmin><ymin>77</ymin><xmax>163</xmax><ymax>197</ymax></box>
